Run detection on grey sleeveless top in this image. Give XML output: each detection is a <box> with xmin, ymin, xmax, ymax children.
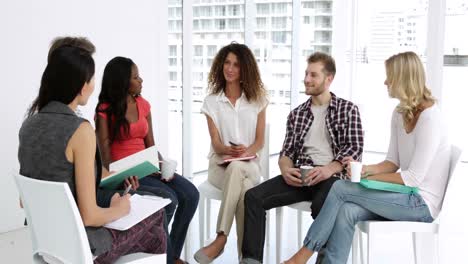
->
<box><xmin>18</xmin><ymin>101</ymin><xmax>112</xmax><ymax>256</ymax></box>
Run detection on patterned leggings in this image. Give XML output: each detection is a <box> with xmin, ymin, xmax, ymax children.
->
<box><xmin>94</xmin><ymin>210</ymin><xmax>167</xmax><ymax>264</ymax></box>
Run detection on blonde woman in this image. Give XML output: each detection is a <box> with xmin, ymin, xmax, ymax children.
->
<box><xmin>194</xmin><ymin>43</ymin><xmax>268</xmax><ymax>263</ymax></box>
<box><xmin>282</xmin><ymin>51</ymin><xmax>450</xmax><ymax>264</ymax></box>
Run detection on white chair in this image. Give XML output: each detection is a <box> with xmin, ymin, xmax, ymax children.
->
<box><xmin>275</xmin><ymin>200</ymin><xmax>312</xmax><ymax>263</ymax></box>
<box><xmin>198</xmin><ymin>125</ymin><xmax>270</xmax><ymax>254</ymax></box>
<box><xmin>14</xmin><ymin>173</ymin><xmax>166</xmax><ymax>264</ymax></box>
<box><xmin>352</xmin><ymin>145</ymin><xmax>463</xmax><ymax>264</ymax></box>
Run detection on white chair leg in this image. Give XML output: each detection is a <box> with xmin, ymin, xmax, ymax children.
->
<box><xmin>297</xmin><ymin>210</ymin><xmax>302</xmax><ymax>249</ymax></box>
<box><xmin>359</xmin><ymin>230</ymin><xmax>365</xmax><ymax>264</ymax></box>
<box><xmin>366</xmin><ymin>232</ymin><xmax>373</xmax><ymax>264</ymax></box>
<box><xmin>206</xmin><ymin>199</ymin><xmax>211</xmax><ymax>241</ymax></box>
<box><xmin>412</xmin><ymin>232</ymin><xmax>438</xmax><ymax>264</ymax></box>
<box><xmin>266</xmin><ymin>211</ymin><xmax>270</xmax><ymax>248</ymax></box>
<box><xmin>184</xmin><ymin>222</ymin><xmax>191</xmax><ymax>261</ymax></box>
<box><xmin>276</xmin><ymin>207</ymin><xmax>283</xmax><ymax>264</ymax></box>
<box><xmin>352</xmin><ymin>230</ymin><xmax>359</xmax><ymax>264</ymax></box>
<box><xmin>199</xmin><ymin>196</ymin><xmax>205</xmax><ymax>248</ymax></box>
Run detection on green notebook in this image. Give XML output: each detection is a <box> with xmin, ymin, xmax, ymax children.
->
<box><xmin>100</xmin><ymin>161</ymin><xmax>159</xmax><ymax>190</ymax></box>
<box><xmin>100</xmin><ymin>146</ymin><xmax>160</xmax><ymax>190</ymax></box>
<box><xmin>359</xmin><ymin>179</ymin><xmax>419</xmax><ymax>194</ymax></box>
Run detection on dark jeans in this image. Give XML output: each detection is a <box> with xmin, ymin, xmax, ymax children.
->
<box><xmin>241</xmin><ymin>175</ymin><xmax>339</xmax><ymax>262</ymax></box>
<box><xmin>139</xmin><ymin>173</ymin><xmax>199</xmax><ymax>262</ymax></box>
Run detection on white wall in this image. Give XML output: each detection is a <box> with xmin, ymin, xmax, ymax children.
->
<box><xmin>0</xmin><ymin>0</ymin><xmax>168</xmax><ymax>233</ymax></box>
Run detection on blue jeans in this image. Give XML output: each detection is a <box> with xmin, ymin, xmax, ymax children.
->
<box><xmin>139</xmin><ymin>173</ymin><xmax>199</xmax><ymax>262</ymax></box>
<box><xmin>303</xmin><ymin>180</ymin><xmax>433</xmax><ymax>264</ymax></box>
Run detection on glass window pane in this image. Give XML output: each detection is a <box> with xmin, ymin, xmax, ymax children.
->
<box><xmin>354</xmin><ymin>0</ymin><xmax>428</xmax><ymax>152</ymax></box>
<box><xmin>192</xmin><ymin>1</ymin><xmax>245</xmax><ymax>173</ymax></box>
<box><xmin>298</xmin><ymin>0</ymin><xmax>334</xmax><ymax>104</ymax></box>
<box><xmin>168</xmin><ymin>0</ymin><xmax>183</xmax><ymax>170</ymax></box>
<box><xmin>443</xmin><ymin>0</ymin><xmax>468</xmax><ymax>160</ymax></box>
<box><xmin>254</xmin><ymin>0</ymin><xmax>292</xmax><ymax>154</ymax></box>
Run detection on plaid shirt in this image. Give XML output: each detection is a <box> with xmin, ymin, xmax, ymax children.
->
<box><xmin>279</xmin><ymin>92</ymin><xmax>364</xmax><ymax>179</ymax></box>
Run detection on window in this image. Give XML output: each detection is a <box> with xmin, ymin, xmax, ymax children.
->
<box><xmin>188</xmin><ymin>1</ymin><xmax>246</xmax><ymax>173</ymax></box>
<box><xmin>228</xmin><ymin>18</ymin><xmax>241</xmax><ymax>30</ymax></box>
<box><xmin>254</xmin><ymin>0</ymin><xmax>292</xmax><ymax>154</ymax></box>
<box><xmin>169</xmin><ymin>45</ymin><xmax>177</xmax><ymax>56</ymax></box>
<box><xmin>352</xmin><ymin>0</ymin><xmax>428</xmax><ymax>152</ymax></box>
<box><xmin>215</xmin><ymin>19</ymin><xmax>226</xmax><ymax>30</ymax></box>
<box><xmin>272</xmin><ymin>32</ymin><xmax>286</xmax><ymax>43</ymax></box>
<box><xmin>169</xmin><ymin>71</ymin><xmax>178</xmax><ymax>81</ymax></box>
<box><xmin>256</xmin><ymin>17</ymin><xmax>267</xmax><ymax>29</ymax></box>
<box><xmin>207</xmin><ymin>45</ymin><xmax>217</xmax><ymax>56</ymax></box>
<box><xmin>272</xmin><ymin>17</ymin><xmax>287</xmax><ymax>29</ymax></box>
<box><xmin>215</xmin><ymin>6</ymin><xmax>226</xmax><ymax>16</ymax></box>
<box><xmin>194</xmin><ymin>45</ymin><xmax>203</xmax><ymax>56</ymax></box>
<box><xmin>167</xmin><ymin>2</ymin><xmax>183</xmax><ymax>169</ymax></box>
<box><xmin>443</xmin><ymin>0</ymin><xmax>468</xmax><ymax>159</ymax></box>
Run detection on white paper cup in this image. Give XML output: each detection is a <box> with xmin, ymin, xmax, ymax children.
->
<box><xmin>161</xmin><ymin>159</ymin><xmax>177</xmax><ymax>180</ymax></box>
<box><xmin>350</xmin><ymin>161</ymin><xmax>362</xmax><ymax>182</ymax></box>
<box><xmin>300</xmin><ymin>165</ymin><xmax>314</xmax><ymax>186</ymax></box>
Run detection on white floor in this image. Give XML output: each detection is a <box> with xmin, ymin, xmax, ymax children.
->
<box><xmin>2</xmin><ymin>153</ymin><xmax>467</xmax><ymax>264</ymax></box>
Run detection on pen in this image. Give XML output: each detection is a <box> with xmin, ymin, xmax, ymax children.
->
<box><xmin>229</xmin><ymin>141</ymin><xmax>239</xmax><ymax>146</ymax></box>
<box><xmin>123</xmin><ymin>184</ymin><xmax>132</xmax><ymax>196</ymax></box>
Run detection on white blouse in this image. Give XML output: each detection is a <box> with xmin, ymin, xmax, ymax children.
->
<box><xmin>200</xmin><ymin>92</ymin><xmax>268</xmax><ymax>158</ymax></box>
<box><xmin>386</xmin><ymin>105</ymin><xmax>450</xmax><ymax>218</ymax></box>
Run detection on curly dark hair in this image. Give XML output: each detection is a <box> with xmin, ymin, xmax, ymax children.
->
<box><xmin>95</xmin><ymin>56</ymin><xmax>135</xmax><ymax>143</ymax></box>
<box><xmin>207</xmin><ymin>42</ymin><xmax>266</xmax><ymax>102</ymax></box>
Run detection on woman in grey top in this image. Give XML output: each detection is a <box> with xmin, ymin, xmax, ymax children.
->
<box><xmin>18</xmin><ymin>45</ymin><xmax>166</xmax><ymax>263</ymax></box>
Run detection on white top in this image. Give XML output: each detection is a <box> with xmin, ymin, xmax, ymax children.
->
<box><xmin>303</xmin><ymin>104</ymin><xmax>334</xmax><ymax>165</ymax></box>
<box><xmin>201</xmin><ymin>92</ymin><xmax>268</xmax><ymax>158</ymax></box>
<box><xmin>386</xmin><ymin>105</ymin><xmax>450</xmax><ymax>218</ymax></box>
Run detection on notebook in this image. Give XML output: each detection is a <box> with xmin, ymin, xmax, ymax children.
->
<box><xmin>100</xmin><ymin>146</ymin><xmax>160</xmax><ymax>189</ymax></box>
<box><xmin>217</xmin><ymin>155</ymin><xmax>257</xmax><ymax>165</ymax></box>
<box><xmin>104</xmin><ymin>194</ymin><xmax>171</xmax><ymax>231</ymax></box>
<box><xmin>359</xmin><ymin>179</ymin><xmax>419</xmax><ymax>194</ymax></box>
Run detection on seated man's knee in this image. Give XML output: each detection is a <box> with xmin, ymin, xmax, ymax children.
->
<box><xmin>244</xmin><ymin>187</ymin><xmax>258</xmax><ymax>205</ymax></box>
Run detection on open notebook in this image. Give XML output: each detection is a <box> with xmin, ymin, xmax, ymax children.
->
<box><xmin>104</xmin><ymin>194</ymin><xmax>171</xmax><ymax>231</ymax></box>
<box><xmin>217</xmin><ymin>155</ymin><xmax>257</xmax><ymax>165</ymax></box>
<box><xmin>100</xmin><ymin>146</ymin><xmax>160</xmax><ymax>189</ymax></box>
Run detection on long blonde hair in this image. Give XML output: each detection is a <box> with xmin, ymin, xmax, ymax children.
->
<box><xmin>385</xmin><ymin>51</ymin><xmax>435</xmax><ymax>125</ymax></box>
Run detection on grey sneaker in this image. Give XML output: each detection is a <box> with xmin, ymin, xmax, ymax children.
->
<box><xmin>193</xmin><ymin>248</ymin><xmax>224</xmax><ymax>264</ymax></box>
<box><xmin>239</xmin><ymin>257</ymin><xmax>262</xmax><ymax>264</ymax></box>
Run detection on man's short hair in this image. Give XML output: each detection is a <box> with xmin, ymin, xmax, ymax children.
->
<box><xmin>47</xmin><ymin>36</ymin><xmax>95</xmax><ymax>62</ymax></box>
<box><xmin>307</xmin><ymin>52</ymin><xmax>336</xmax><ymax>77</ymax></box>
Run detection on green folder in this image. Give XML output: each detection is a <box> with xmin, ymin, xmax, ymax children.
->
<box><xmin>100</xmin><ymin>161</ymin><xmax>160</xmax><ymax>190</ymax></box>
<box><xmin>359</xmin><ymin>179</ymin><xmax>419</xmax><ymax>194</ymax></box>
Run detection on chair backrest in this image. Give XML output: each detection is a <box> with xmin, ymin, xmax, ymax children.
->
<box><xmin>258</xmin><ymin>124</ymin><xmax>270</xmax><ymax>180</ymax></box>
<box><xmin>439</xmin><ymin>145</ymin><xmax>463</xmax><ymax>212</ymax></box>
<box><xmin>14</xmin><ymin>174</ymin><xmax>93</xmax><ymax>264</ymax></box>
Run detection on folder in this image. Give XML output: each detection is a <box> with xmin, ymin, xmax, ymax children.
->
<box><xmin>104</xmin><ymin>194</ymin><xmax>171</xmax><ymax>230</ymax></box>
<box><xmin>359</xmin><ymin>179</ymin><xmax>419</xmax><ymax>194</ymax></box>
<box><xmin>217</xmin><ymin>155</ymin><xmax>257</xmax><ymax>165</ymax></box>
<box><xmin>100</xmin><ymin>146</ymin><xmax>160</xmax><ymax>189</ymax></box>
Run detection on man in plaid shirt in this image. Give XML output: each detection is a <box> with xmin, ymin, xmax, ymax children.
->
<box><xmin>241</xmin><ymin>52</ymin><xmax>364</xmax><ymax>264</ymax></box>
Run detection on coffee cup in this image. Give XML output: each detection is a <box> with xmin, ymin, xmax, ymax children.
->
<box><xmin>161</xmin><ymin>159</ymin><xmax>177</xmax><ymax>181</ymax></box>
<box><xmin>300</xmin><ymin>165</ymin><xmax>314</xmax><ymax>186</ymax></box>
<box><xmin>350</xmin><ymin>161</ymin><xmax>362</xmax><ymax>183</ymax></box>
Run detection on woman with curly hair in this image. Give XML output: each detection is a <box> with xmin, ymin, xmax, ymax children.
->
<box><xmin>95</xmin><ymin>57</ymin><xmax>199</xmax><ymax>264</ymax></box>
<box><xmin>194</xmin><ymin>43</ymin><xmax>268</xmax><ymax>263</ymax></box>
<box><xmin>282</xmin><ymin>51</ymin><xmax>450</xmax><ymax>264</ymax></box>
